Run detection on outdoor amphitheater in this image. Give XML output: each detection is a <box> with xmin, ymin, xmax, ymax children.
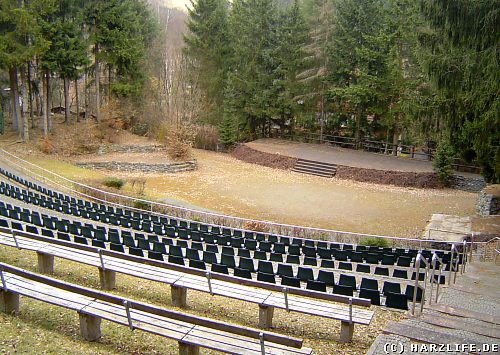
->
<box><xmin>0</xmin><ymin>140</ymin><xmax>498</xmax><ymax>355</ymax></box>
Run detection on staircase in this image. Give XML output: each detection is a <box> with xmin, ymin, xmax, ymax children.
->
<box><xmin>292</xmin><ymin>159</ymin><xmax>337</xmax><ymax>178</ymax></box>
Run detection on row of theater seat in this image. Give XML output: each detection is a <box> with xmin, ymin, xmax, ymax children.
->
<box><xmin>0</xmin><ymin>171</ymin><xmax>459</xmax><ymax>266</ymax></box>
<box><xmin>1</xmin><ymin>182</ymin><xmax>459</xmax><ymax>276</ymax></box>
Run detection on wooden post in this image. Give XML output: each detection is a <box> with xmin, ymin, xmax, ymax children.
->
<box><xmin>339</xmin><ymin>321</ymin><xmax>354</xmax><ymax>342</ymax></box>
<box><xmin>98</xmin><ymin>268</ymin><xmax>116</xmax><ymax>290</ymax></box>
<box><xmin>171</xmin><ymin>286</ymin><xmax>187</xmax><ymax>308</ymax></box>
<box><xmin>178</xmin><ymin>341</ymin><xmax>200</xmax><ymax>355</ymax></box>
<box><xmin>37</xmin><ymin>252</ymin><xmax>54</xmax><ymax>274</ymax></box>
<box><xmin>78</xmin><ymin>312</ymin><xmax>101</xmax><ymax>341</ymax></box>
<box><xmin>258</xmin><ymin>305</ymin><xmax>274</xmax><ymax>328</ymax></box>
<box><xmin>0</xmin><ymin>290</ymin><xmax>20</xmax><ymax>315</ymax></box>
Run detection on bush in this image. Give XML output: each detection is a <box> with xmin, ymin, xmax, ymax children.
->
<box><xmin>102</xmin><ymin>177</ymin><xmax>125</xmax><ymax>189</ymax></box>
<box><xmin>38</xmin><ymin>137</ymin><xmax>54</xmax><ymax>154</ymax></box>
<box><xmin>433</xmin><ymin>139</ymin><xmax>454</xmax><ymax>186</ymax></box>
<box><xmin>359</xmin><ymin>237</ymin><xmax>390</xmax><ymax>248</ymax></box>
<box><xmin>194</xmin><ymin>124</ymin><xmax>219</xmax><ymax>151</ymax></box>
<box><xmin>162</xmin><ymin>124</ymin><xmax>196</xmax><ymax>161</ymax></box>
<box><xmin>133</xmin><ymin>200</ymin><xmax>150</xmax><ymax>210</ymax></box>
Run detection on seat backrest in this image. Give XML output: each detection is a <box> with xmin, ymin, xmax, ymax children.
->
<box><xmin>211</xmin><ymin>263</ymin><xmax>229</xmax><ymax>274</ymax></box>
<box><xmin>168</xmin><ymin>255</ymin><xmax>185</xmax><ymax>266</ymax></box>
<box><xmin>320</xmin><ymin>259</ymin><xmax>335</xmax><ymax>268</ymax></box>
<box><xmin>221</xmin><ymin>254</ymin><xmax>236</xmax><ymax>268</ymax></box>
<box><xmin>280</xmin><ymin>275</ymin><xmax>301</xmax><ymax>288</ymax></box>
<box><xmin>338</xmin><ymin>274</ymin><xmax>356</xmax><ymax>289</ymax></box>
<box><xmin>148</xmin><ymin>250</ymin><xmax>164</xmax><ymax>261</ymax></box>
<box><xmin>257</xmin><ymin>272</ymin><xmax>276</xmax><ymax>284</ymax></box>
<box><xmin>374</xmin><ymin>266</ymin><xmax>389</xmax><ymax>276</ymax></box>
<box><xmin>189</xmin><ymin>259</ymin><xmax>206</xmax><ymax>270</ymax></box>
<box><xmin>385</xmin><ymin>292</ymin><xmax>408</xmax><ymax>310</ymax></box>
<box><xmin>253</xmin><ymin>250</ymin><xmax>268</xmax><ymax>260</ymax></box>
<box><xmin>332</xmin><ymin>284</ymin><xmax>353</xmax><ymax>297</ymax></box>
<box><xmin>392</xmin><ymin>269</ymin><xmax>408</xmax><ymax>279</ymax></box>
<box><xmin>306</xmin><ymin>280</ymin><xmax>326</xmax><ymax>292</ymax></box>
<box><xmin>360</xmin><ymin>278</ymin><xmax>378</xmax><ymax>291</ymax></box>
<box><xmin>186</xmin><ymin>248</ymin><xmax>200</xmax><ymax>261</ymax></box>
<box><xmin>257</xmin><ymin>260</ymin><xmax>274</xmax><ymax>274</ymax></box>
<box><xmin>356</xmin><ymin>264</ymin><xmax>371</xmax><ymax>273</ymax></box>
<box><xmin>382</xmin><ymin>281</ymin><xmax>401</xmax><ymax>295</ymax></box>
<box><xmin>303</xmin><ymin>257</ymin><xmax>317</xmax><ymax>266</ymax></box>
<box><xmin>317</xmin><ymin>270</ymin><xmax>335</xmax><ymax>286</ymax></box>
<box><xmin>233</xmin><ymin>267</ymin><xmax>252</xmax><ymax>279</ymax></box>
<box><xmin>277</xmin><ymin>263</ymin><xmax>294</xmax><ymax>278</ymax></box>
<box><xmin>203</xmin><ymin>251</ymin><xmax>218</xmax><ymax>264</ymax></box>
<box><xmin>238</xmin><ymin>257</ymin><xmax>255</xmax><ymax>272</ymax></box>
<box><xmin>338</xmin><ymin>261</ymin><xmax>353</xmax><ymax>271</ymax></box>
<box><xmin>359</xmin><ymin>288</ymin><xmax>380</xmax><ymax>306</ymax></box>
<box><xmin>297</xmin><ymin>267</ymin><xmax>314</xmax><ymax>281</ymax></box>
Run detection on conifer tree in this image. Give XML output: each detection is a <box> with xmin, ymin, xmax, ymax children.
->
<box><xmin>184</xmin><ymin>0</ymin><xmax>230</xmax><ymax>124</ymax></box>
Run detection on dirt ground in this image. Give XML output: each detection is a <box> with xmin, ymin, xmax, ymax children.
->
<box><xmin>73</xmin><ymin>148</ymin><xmax>476</xmax><ymax>238</ymax></box>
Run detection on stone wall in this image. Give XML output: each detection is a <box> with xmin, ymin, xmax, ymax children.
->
<box><xmin>475</xmin><ymin>189</ymin><xmax>500</xmax><ymax>216</ymax></box>
<box><xmin>449</xmin><ymin>175</ymin><xmax>486</xmax><ymax>192</ymax></box>
<box><xmin>76</xmin><ymin>160</ymin><xmax>197</xmax><ymax>173</ymax></box>
<box><xmin>97</xmin><ymin>144</ymin><xmax>165</xmax><ymax>155</ymax></box>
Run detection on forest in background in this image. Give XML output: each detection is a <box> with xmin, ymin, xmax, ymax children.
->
<box><xmin>0</xmin><ymin>0</ymin><xmax>498</xmax><ymax>182</ymax></box>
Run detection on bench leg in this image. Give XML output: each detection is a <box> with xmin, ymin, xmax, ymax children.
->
<box><xmin>0</xmin><ymin>290</ymin><xmax>19</xmax><ymax>315</ymax></box>
<box><xmin>99</xmin><ymin>268</ymin><xmax>116</xmax><ymax>290</ymax></box>
<box><xmin>178</xmin><ymin>341</ymin><xmax>200</xmax><ymax>355</ymax></box>
<box><xmin>339</xmin><ymin>321</ymin><xmax>354</xmax><ymax>343</ymax></box>
<box><xmin>37</xmin><ymin>252</ymin><xmax>54</xmax><ymax>274</ymax></box>
<box><xmin>171</xmin><ymin>286</ymin><xmax>187</xmax><ymax>308</ymax></box>
<box><xmin>258</xmin><ymin>305</ymin><xmax>274</xmax><ymax>328</ymax></box>
<box><xmin>79</xmin><ymin>312</ymin><xmax>101</xmax><ymax>341</ymax></box>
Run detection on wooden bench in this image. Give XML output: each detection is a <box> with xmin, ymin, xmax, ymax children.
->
<box><xmin>0</xmin><ymin>262</ymin><xmax>312</xmax><ymax>354</ymax></box>
<box><xmin>0</xmin><ymin>226</ymin><xmax>374</xmax><ymax>342</ymax></box>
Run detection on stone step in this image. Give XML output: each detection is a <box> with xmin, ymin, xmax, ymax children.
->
<box><xmin>292</xmin><ymin>159</ymin><xmax>337</xmax><ymax>178</ymax></box>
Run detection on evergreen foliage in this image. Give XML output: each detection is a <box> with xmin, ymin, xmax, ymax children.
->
<box><xmin>432</xmin><ymin>137</ymin><xmax>453</xmax><ymax>186</ymax></box>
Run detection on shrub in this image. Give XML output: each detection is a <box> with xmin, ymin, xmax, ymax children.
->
<box><xmin>359</xmin><ymin>237</ymin><xmax>390</xmax><ymax>248</ymax></box>
<box><xmin>102</xmin><ymin>177</ymin><xmax>125</xmax><ymax>189</ymax></box>
<box><xmin>433</xmin><ymin>139</ymin><xmax>454</xmax><ymax>186</ymax></box>
<box><xmin>162</xmin><ymin>124</ymin><xmax>196</xmax><ymax>161</ymax></box>
<box><xmin>38</xmin><ymin>137</ymin><xmax>54</xmax><ymax>154</ymax></box>
<box><xmin>133</xmin><ymin>200</ymin><xmax>150</xmax><ymax>210</ymax></box>
<box><xmin>194</xmin><ymin>124</ymin><xmax>219</xmax><ymax>151</ymax></box>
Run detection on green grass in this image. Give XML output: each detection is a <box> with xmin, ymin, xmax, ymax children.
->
<box><xmin>25</xmin><ymin>158</ymin><xmax>104</xmax><ymax>182</ymax></box>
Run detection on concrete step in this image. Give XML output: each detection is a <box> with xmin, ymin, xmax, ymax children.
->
<box><xmin>292</xmin><ymin>159</ymin><xmax>337</xmax><ymax>178</ymax></box>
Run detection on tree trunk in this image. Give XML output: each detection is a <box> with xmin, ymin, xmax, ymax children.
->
<box><xmin>95</xmin><ymin>43</ymin><xmax>101</xmax><ymax>123</ymax></box>
<box><xmin>108</xmin><ymin>65</ymin><xmax>112</xmax><ymax>104</ymax></box>
<box><xmin>9</xmin><ymin>66</ymin><xmax>20</xmax><ymax>133</ymax></box>
<box><xmin>18</xmin><ymin>66</ymin><xmax>28</xmax><ymax>142</ymax></box>
<box><xmin>28</xmin><ymin>61</ymin><xmax>35</xmax><ymax>129</ymax></box>
<box><xmin>392</xmin><ymin>126</ymin><xmax>399</xmax><ymax>156</ymax></box>
<box><xmin>84</xmin><ymin>72</ymin><xmax>88</xmax><ymax>120</ymax></box>
<box><xmin>75</xmin><ymin>78</ymin><xmax>80</xmax><ymax>123</ymax></box>
<box><xmin>43</xmin><ymin>69</ymin><xmax>50</xmax><ymax>136</ymax></box>
<box><xmin>63</xmin><ymin>77</ymin><xmax>70</xmax><ymax>124</ymax></box>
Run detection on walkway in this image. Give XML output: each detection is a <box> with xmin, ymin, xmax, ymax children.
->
<box><xmin>367</xmin><ymin>262</ymin><xmax>500</xmax><ymax>354</ymax></box>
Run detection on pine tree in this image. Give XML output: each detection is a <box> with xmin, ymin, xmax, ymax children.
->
<box><xmin>419</xmin><ymin>0</ymin><xmax>500</xmax><ymax>182</ymax></box>
<box><xmin>0</xmin><ymin>0</ymin><xmax>52</xmax><ymax>141</ymax></box>
<box><xmin>325</xmin><ymin>0</ymin><xmax>390</xmax><ymax>144</ymax></box>
<box><xmin>226</xmin><ymin>0</ymin><xmax>279</xmax><ymax>138</ymax></box>
<box><xmin>184</xmin><ymin>0</ymin><xmax>230</xmax><ymax>124</ymax></box>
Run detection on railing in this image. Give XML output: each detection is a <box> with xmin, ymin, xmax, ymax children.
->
<box><xmin>281</xmin><ymin>132</ymin><xmax>434</xmax><ymax>160</ymax></box>
<box><xmin>411</xmin><ymin>240</ymin><xmax>470</xmax><ymax>315</ymax></box>
<box><xmin>0</xmin><ymin>148</ymin><xmax>474</xmax><ymax>252</ymax></box>
<box><xmin>281</xmin><ymin>132</ymin><xmax>482</xmax><ymax>172</ymax></box>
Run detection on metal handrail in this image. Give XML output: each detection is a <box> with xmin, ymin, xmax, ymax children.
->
<box><xmin>411</xmin><ymin>252</ymin><xmax>431</xmax><ymax>316</ymax></box>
